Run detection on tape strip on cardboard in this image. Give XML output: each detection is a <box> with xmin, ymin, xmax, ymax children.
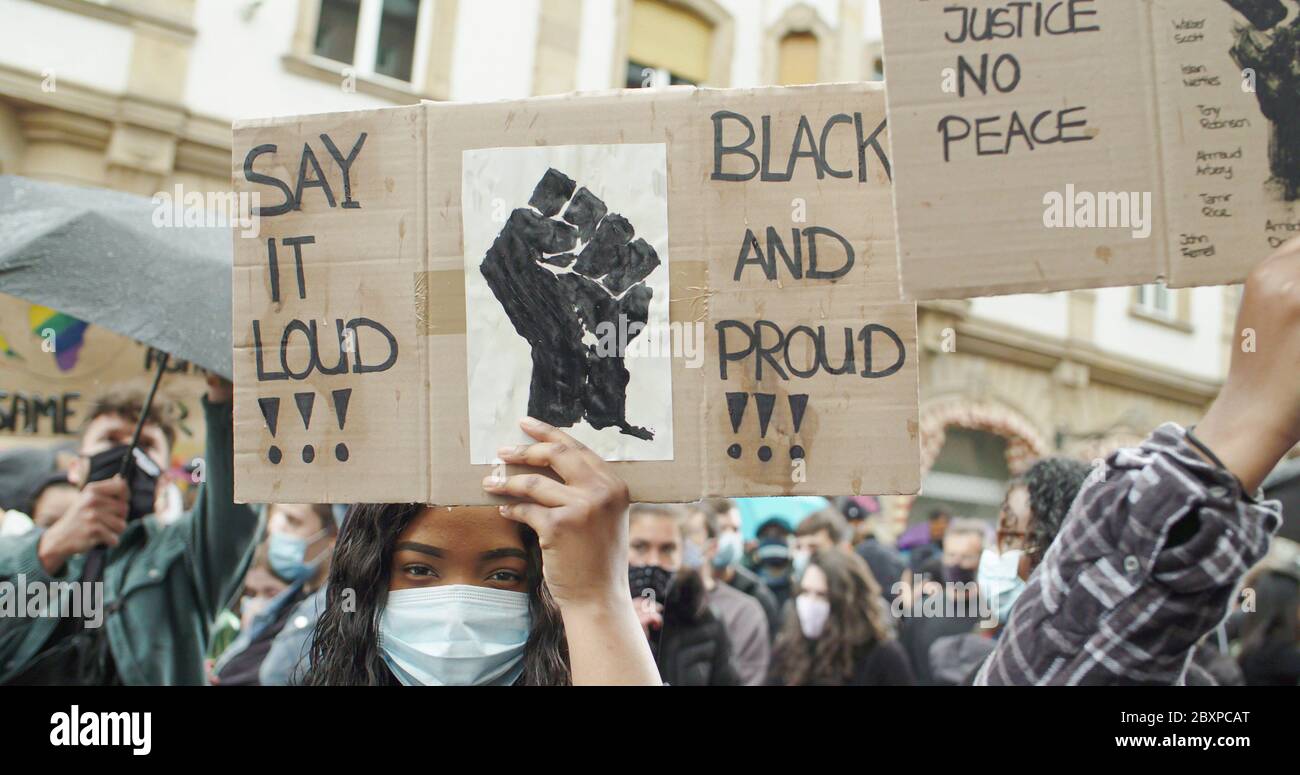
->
<box><xmin>418</xmin><ymin>260</ymin><xmax>710</xmax><ymax>337</ymax></box>
<box><xmin>415</xmin><ymin>269</ymin><xmax>467</xmax><ymax>336</ymax></box>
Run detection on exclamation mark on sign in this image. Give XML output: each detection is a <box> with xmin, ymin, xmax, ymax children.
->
<box><xmin>789</xmin><ymin>394</ymin><xmax>808</xmax><ymax>460</ymax></box>
<box><xmin>259</xmin><ymin>397</ymin><xmax>281</xmax><ymax>465</ymax></box>
<box><xmin>725</xmin><ymin>392</ymin><xmax>748</xmax><ymax>459</ymax></box>
<box><xmin>755</xmin><ymin>393</ymin><xmax>776</xmax><ymax>462</ymax></box>
<box><xmin>295</xmin><ymin>391</ymin><xmax>315</xmax><ymax>463</ymax></box>
<box><xmin>331</xmin><ymin>388</ymin><xmax>351</xmax><ymax>462</ymax></box>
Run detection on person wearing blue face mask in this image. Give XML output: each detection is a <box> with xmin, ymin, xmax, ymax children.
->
<box><xmin>265</xmin><ymin>504</ymin><xmax>335</xmax><ymax>583</ymax></box>
<box><xmin>211</xmin><ymin>503</ymin><xmax>337</xmax><ymax>686</ymax></box>
<box><xmin>682</xmin><ymin>503</ymin><xmax>770</xmax><ymax>685</ymax></box>
<box><xmin>699</xmin><ymin>498</ymin><xmax>781</xmax><ymax>637</ymax></box>
<box><xmin>303</xmin><ymin>418</ymin><xmax>660</xmax><ymax>686</ymax></box>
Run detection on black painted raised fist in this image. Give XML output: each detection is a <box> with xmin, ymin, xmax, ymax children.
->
<box><xmin>480</xmin><ymin>168</ymin><xmax>659</xmax><ymax>439</ymax></box>
<box><xmin>1225</xmin><ymin>0</ymin><xmax>1300</xmax><ymax>200</ymax></box>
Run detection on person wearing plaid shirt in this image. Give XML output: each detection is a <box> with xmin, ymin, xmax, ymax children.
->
<box><xmin>977</xmin><ymin>237</ymin><xmax>1300</xmax><ymax>685</ymax></box>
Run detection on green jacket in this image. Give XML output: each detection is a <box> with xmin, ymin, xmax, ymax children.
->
<box><xmin>0</xmin><ymin>398</ymin><xmax>261</xmax><ymax>685</ymax></box>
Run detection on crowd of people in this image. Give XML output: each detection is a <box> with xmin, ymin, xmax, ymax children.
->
<box><xmin>0</xmin><ymin>239</ymin><xmax>1298</xmax><ymax>686</ymax></box>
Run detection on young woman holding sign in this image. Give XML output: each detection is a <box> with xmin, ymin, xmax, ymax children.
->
<box><xmin>303</xmin><ymin>417</ymin><xmax>659</xmax><ymax>686</ymax></box>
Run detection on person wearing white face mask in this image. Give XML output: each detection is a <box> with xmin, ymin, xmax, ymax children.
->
<box><xmin>926</xmin><ymin>458</ymin><xmax>1091</xmax><ymax>686</ymax></box>
<box><xmin>303</xmin><ymin>418</ymin><xmax>660</xmax><ymax>686</ymax></box>
<box><xmin>768</xmin><ymin>549</ymin><xmax>914</xmax><ymax>686</ymax></box>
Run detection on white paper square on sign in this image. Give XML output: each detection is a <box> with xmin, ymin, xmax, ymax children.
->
<box><xmin>461</xmin><ymin>143</ymin><xmax>674</xmax><ymax>464</ymax></box>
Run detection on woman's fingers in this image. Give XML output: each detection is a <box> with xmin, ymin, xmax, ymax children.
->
<box><xmin>482</xmin><ymin>470</ymin><xmax>574</xmax><ymax>508</ymax></box>
<box><xmin>496</xmin><ymin>440</ymin><xmax>594</xmax><ymax>484</ymax></box>
<box><xmin>496</xmin><ymin>501</ymin><xmax>553</xmax><ymax>534</ymax></box>
<box><xmin>518</xmin><ymin>418</ymin><xmax>605</xmax><ymax>471</ymax></box>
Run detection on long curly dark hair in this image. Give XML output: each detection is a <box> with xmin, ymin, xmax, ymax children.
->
<box><xmin>769</xmin><ymin>549</ymin><xmax>888</xmax><ymax>686</ymax></box>
<box><xmin>301</xmin><ymin>503</ymin><xmax>571</xmax><ymax>686</ymax></box>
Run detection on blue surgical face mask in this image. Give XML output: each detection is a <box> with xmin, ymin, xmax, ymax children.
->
<box><xmin>712</xmin><ymin>531</ymin><xmax>743</xmax><ymax>570</ymax></box>
<box><xmin>977</xmin><ymin>548</ymin><xmax>1026</xmax><ymax>626</ymax></box>
<box><xmin>379</xmin><ymin>585</ymin><xmax>531</xmax><ymax>687</ymax></box>
<box><xmin>267</xmin><ymin>527</ymin><xmax>328</xmax><ymax>582</ymax></box>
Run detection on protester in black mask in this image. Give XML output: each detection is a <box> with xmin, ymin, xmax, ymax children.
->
<box><xmin>628</xmin><ymin>503</ymin><xmax>740</xmax><ymax>686</ymax></box>
<box><xmin>0</xmin><ymin>379</ymin><xmax>260</xmax><ymax>685</ymax></box>
<box><xmin>896</xmin><ymin>517</ymin><xmax>986</xmax><ymax>685</ymax></box>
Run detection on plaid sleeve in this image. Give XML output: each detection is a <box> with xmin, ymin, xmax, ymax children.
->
<box><xmin>975</xmin><ymin>423</ymin><xmax>1281</xmax><ymax>685</ymax></box>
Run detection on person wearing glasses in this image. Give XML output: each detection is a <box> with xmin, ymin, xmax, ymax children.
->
<box><xmin>974</xmin><ymin>238</ymin><xmax>1300</xmax><ymax>685</ymax></box>
<box><xmin>924</xmin><ymin>459</ymin><xmax>1090</xmax><ymax>685</ymax></box>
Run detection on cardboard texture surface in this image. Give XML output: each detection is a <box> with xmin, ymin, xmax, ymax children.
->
<box><xmin>881</xmin><ymin>0</ymin><xmax>1300</xmax><ymax>299</ymax></box>
<box><xmin>231</xmin><ymin>83</ymin><xmax>920</xmax><ymax>505</ymax></box>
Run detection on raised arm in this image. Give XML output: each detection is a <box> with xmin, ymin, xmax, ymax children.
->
<box><xmin>978</xmin><ymin>237</ymin><xmax>1300</xmax><ymax>685</ymax></box>
<box><xmin>486</xmin><ymin>418</ymin><xmax>660</xmax><ymax>685</ymax></box>
<box><xmin>180</xmin><ymin>377</ymin><xmax>263</xmax><ymax>620</ymax></box>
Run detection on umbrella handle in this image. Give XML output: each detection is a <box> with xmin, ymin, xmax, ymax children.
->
<box><xmin>118</xmin><ymin>352</ymin><xmax>170</xmax><ymax>477</ymax></box>
<box><xmin>79</xmin><ymin>352</ymin><xmax>170</xmax><ymax>586</ymax></box>
<box><xmin>80</xmin><ymin>547</ymin><xmax>107</xmax><ymax>587</ymax></box>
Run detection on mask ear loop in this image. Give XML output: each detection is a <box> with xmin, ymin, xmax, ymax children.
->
<box><xmin>79</xmin><ymin>352</ymin><xmax>169</xmax><ymax>586</ymax></box>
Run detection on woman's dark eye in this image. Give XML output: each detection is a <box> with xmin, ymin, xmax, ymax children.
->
<box><xmin>404</xmin><ymin>565</ymin><xmax>437</xmax><ymax>578</ymax></box>
<box><xmin>488</xmin><ymin>570</ymin><xmax>523</xmax><ymax>583</ymax></box>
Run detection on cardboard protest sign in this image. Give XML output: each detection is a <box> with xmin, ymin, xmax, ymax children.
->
<box><xmin>881</xmin><ymin>0</ymin><xmax>1300</xmax><ymax>299</ymax></box>
<box><xmin>231</xmin><ymin>83</ymin><xmax>920</xmax><ymax>505</ymax></box>
<box><xmin>0</xmin><ymin>290</ymin><xmax>208</xmax><ymax>463</ymax></box>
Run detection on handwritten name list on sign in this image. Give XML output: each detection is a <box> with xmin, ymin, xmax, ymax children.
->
<box><xmin>232</xmin><ymin>108</ymin><xmax>428</xmax><ymax>504</ymax></box>
<box><xmin>1153</xmin><ymin>0</ymin><xmax>1300</xmax><ymax>286</ymax></box>
<box><xmin>232</xmin><ymin>84</ymin><xmax>919</xmax><ymax>506</ymax></box>
<box><xmin>881</xmin><ymin>0</ymin><xmax>1298</xmax><ymax>299</ymax></box>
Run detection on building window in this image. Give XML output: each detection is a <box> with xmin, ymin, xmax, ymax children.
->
<box><xmin>314</xmin><ymin>0</ymin><xmax>423</xmax><ymax>83</ymax></box>
<box><xmin>625</xmin><ymin>0</ymin><xmax>712</xmax><ymax>88</ymax></box>
<box><xmin>1134</xmin><ymin>284</ymin><xmax>1174</xmax><ymax>319</ymax></box>
<box><xmin>625</xmin><ymin>61</ymin><xmax>696</xmax><ymax>88</ymax></box>
<box><xmin>777</xmin><ymin>31</ymin><xmax>819</xmax><ymax>85</ymax></box>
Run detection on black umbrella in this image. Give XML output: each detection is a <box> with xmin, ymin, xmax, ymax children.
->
<box><xmin>0</xmin><ymin>174</ymin><xmax>233</xmax><ymax>378</ymax></box>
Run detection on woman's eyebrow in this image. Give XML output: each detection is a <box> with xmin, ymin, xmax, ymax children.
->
<box><xmin>395</xmin><ymin>541</ymin><xmax>444</xmax><ymax>558</ymax></box>
<box><xmin>479</xmin><ymin>548</ymin><xmax>527</xmax><ymax>561</ymax></box>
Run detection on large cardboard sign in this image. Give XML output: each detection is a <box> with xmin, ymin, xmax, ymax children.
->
<box><xmin>881</xmin><ymin>0</ymin><xmax>1300</xmax><ymax>299</ymax></box>
<box><xmin>231</xmin><ymin>83</ymin><xmax>920</xmax><ymax>505</ymax></box>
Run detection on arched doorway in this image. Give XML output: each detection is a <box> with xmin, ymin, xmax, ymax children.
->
<box><xmin>894</xmin><ymin>399</ymin><xmax>1050</xmax><ymax>530</ymax></box>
